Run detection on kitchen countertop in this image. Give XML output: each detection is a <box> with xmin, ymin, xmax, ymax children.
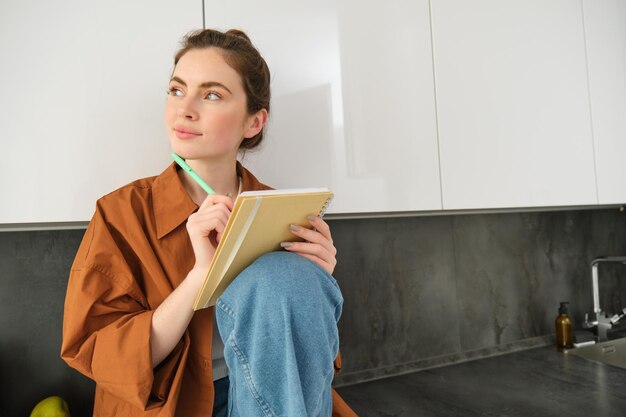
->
<box><xmin>336</xmin><ymin>344</ymin><xmax>626</xmax><ymax>417</ymax></box>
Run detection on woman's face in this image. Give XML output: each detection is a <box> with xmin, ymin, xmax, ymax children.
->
<box><xmin>165</xmin><ymin>48</ymin><xmax>262</xmax><ymax>161</ymax></box>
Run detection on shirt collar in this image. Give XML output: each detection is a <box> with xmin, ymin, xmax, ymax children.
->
<box><xmin>152</xmin><ymin>161</ymin><xmax>270</xmax><ymax>239</ymax></box>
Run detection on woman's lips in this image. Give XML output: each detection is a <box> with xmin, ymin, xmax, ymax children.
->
<box><xmin>174</xmin><ymin>126</ymin><xmax>202</xmax><ymax>140</ymax></box>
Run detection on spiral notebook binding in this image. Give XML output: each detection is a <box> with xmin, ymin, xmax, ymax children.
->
<box><xmin>319</xmin><ymin>194</ymin><xmax>334</xmax><ymax>218</ymax></box>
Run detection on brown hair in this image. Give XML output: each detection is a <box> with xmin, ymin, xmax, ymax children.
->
<box><xmin>174</xmin><ymin>29</ymin><xmax>271</xmax><ymax>150</ymax></box>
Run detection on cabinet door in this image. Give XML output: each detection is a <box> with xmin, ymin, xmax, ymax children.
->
<box><xmin>0</xmin><ymin>0</ymin><xmax>201</xmax><ymax>225</ymax></box>
<box><xmin>432</xmin><ymin>0</ymin><xmax>597</xmax><ymax>210</ymax></box>
<box><xmin>205</xmin><ymin>0</ymin><xmax>441</xmax><ymax>214</ymax></box>
<box><xmin>583</xmin><ymin>0</ymin><xmax>626</xmax><ymax>205</ymax></box>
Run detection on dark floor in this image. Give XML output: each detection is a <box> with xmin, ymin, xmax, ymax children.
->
<box><xmin>336</xmin><ymin>346</ymin><xmax>626</xmax><ymax>417</ymax></box>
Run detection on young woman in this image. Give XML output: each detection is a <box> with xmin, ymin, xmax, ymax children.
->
<box><xmin>60</xmin><ymin>28</ymin><xmax>357</xmax><ymax>417</ymax></box>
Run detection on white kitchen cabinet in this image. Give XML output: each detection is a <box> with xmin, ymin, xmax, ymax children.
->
<box><xmin>432</xmin><ymin>0</ymin><xmax>597</xmax><ymax>210</ymax></box>
<box><xmin>583</xmin><ymin>0</ymin><xmax>626</xmax><ymax>205</ymax></box>
<box><xmin>5</xmin><ymin>0</ymin><xmax>621</xmax><ymax>227</ymax></box>
<box><xmin>0</xmin><ymin>0</ymin><xmax>201</xmax><ymax>224</ymax></box>
<box><xmin>205</xmin><ymin>0</ymin><xmax>441</xmax><ymax>213</ymax></box>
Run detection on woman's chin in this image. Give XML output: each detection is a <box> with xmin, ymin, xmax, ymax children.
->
<box><xmin>170</xmin><ymin>142</ymin><xmax>200</xmax><ymax>160</ymax></box>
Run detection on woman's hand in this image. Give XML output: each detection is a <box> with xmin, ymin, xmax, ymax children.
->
<box><xmin>281</xmin><ymin>215</ymin><xmax>337</xmax><ymax>275</ymax></box>
<box><xmin>186</xmin><ymin>194</ymin><xmax>234</xmax><ymax>270</ymax></box>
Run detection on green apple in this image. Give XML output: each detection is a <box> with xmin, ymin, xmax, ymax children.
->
<box><xmin>30</xmin><ymin>396</ymin><xmax>70</xmax><ymax>417</ymax></box>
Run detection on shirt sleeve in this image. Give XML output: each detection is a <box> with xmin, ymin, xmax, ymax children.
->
<box><xmin>60</xmin><ymin>203</ymin><xmax>185</xmax><ymax>410</ymax></box>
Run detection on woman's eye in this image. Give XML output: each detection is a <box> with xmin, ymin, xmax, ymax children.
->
<box><xmin>206</xmin><ymin>92</ymin><xmax>221</xmax><ymax>101</ymax></box>
<box><xmin>167</xmin><ymin>87</ymin><xmax>183</xmax><ymax>97</ymax></box>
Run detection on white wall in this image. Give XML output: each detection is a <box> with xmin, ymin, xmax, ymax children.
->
<box><xmin>0</xmin><ymin>0</ymin><xmax>200</xmax><ymax>224</ymax></box>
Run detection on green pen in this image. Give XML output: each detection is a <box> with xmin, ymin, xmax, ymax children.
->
<box><xmin>171</xmin><ymin>152</ymin><xmax>216</xmax><ymax>195</ymax></box>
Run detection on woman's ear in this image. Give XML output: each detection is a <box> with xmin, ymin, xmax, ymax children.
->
<box><xmin>243</xmin><ymin>109</ymin><xmax>268</xmax><ymax>139</ymax></box>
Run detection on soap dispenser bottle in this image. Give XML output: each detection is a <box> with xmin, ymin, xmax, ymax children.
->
<box><xmin>555</xmin><ymin>301</ymin><xmax>573</xmax><ymax>350</ymax></box>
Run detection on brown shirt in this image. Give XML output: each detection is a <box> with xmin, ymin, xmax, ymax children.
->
<box><xmin>61</xmin><ymin>162</ymin><xmax>357</xmax><ymax>417</ymax></box>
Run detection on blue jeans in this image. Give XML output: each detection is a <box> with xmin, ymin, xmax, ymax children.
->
<box><xmin>212</xmin><ymin>376</ymin><xmax>229</xmax><ymax>417</ymax></box>
<box><xmin>214</xmin><ymin>252</ymin><xmax>344</xmax><ymax>417</ymax></box>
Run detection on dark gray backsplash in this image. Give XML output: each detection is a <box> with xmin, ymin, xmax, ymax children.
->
<box><xmin>329</xmin><ymin>208</ymin><xmax>626</xmax><ymax>383</ymax></box>
<box><xmin>0</xmin><ymin>230</ymin><xmax>94</xmax><ymax>416</ymax></box>
<box><xmin>1</xmin><ymin>208</ymin><xmax>625</xmax><ymax>415</ymax></box>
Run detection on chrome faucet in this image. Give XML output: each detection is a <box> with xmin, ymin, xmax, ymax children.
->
<box><xmin>582</xmin><ymin>256</ymin><xmax>626</xmax><ymax>342</ymax></box>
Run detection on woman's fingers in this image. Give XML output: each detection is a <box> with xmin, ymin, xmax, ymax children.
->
<box><xmin>198</xmin><ymin>194</ymin><xmax>234</xmax><ymax>211</ymax></box>
<box><xmin>186</xmin><ymin>196</ymin><xmax>234</xmax><ymax>269</ymax></box>
<box><xmin>187</xmin><ymin>204</ymin><xmax>231</xmax><ymax>236</ymax></box>
<box><xmin>289</xmin><ymin>223</ymin><xmax>336</xmax><ymax>255</ymax></box>
<box><xmin>307</xmin><ymin>215</ymin><xmax>332</xmax><ymax>241</ymax></box>
<box><xmin>281</xmin><ymin>240</ymin><xmax>337</xmax><ymax>275</ymax></box>
<box><xmin>293</xmin><ymin>252</ymin><xmax>334</xmax><ymax>273</ymax></box>
<box><xmin>282</xmin><ymin>216</ymin><xmax>337</xmax><ymax>275</ymax></box>
<box><xmin>280</xmin><ymin>240</ymin><xmax>329</xmax><ymax>259</ymax></box>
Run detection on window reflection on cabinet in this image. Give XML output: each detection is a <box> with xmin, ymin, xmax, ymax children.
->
<box><xmin>207</xmin><ymin>0</ymin><xmax>441</xmax><ymax>214</ymax></box>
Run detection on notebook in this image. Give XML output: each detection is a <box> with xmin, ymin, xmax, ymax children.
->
<box><xmin>193</xmin><ymin>188</ymin><xmax>334</xmax><ymax>310</ymax></box>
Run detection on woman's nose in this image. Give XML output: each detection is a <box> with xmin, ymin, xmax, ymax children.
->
<box><xmin>178</xmin><ymin>98</ymin><xmax>199</xmax><ymax>120</ymax></box>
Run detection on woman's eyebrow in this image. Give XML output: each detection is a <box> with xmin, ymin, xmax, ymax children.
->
<box><xmin>170</xmin><ymin>76</ymin><xmax>232</xmax><ymax>94</ymax></box>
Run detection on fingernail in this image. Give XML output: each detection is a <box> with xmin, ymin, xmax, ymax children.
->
<box><xmin>307</xmin><ymin>215</ymin><xmax>317</xmax><ymax>222</ymax></box>
<box><xmin>290</xmin><ymin>224</ymin><xmax>300</xmax><ymax>232</ymax></box>
<box><xmin>280</xmin><ymin>242</ymin><xmax>293</xmax><ymax>248</ymax></box>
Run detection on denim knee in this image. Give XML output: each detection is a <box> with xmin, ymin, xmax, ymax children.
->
<box><xmin>256</xmin><ymin>251</ymin><xmax>338</xmax><ymax>295</ymax></box>
<box><xmin>219</xmin><ymin>251</ymin><xmax>343</xmax><ymax>321</ymax></box>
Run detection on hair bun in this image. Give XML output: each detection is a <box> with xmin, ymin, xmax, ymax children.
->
<box><xmin>226</xmin><ymin>29</ymin><xmax>251</xmax><ymax>43</ymax></box>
